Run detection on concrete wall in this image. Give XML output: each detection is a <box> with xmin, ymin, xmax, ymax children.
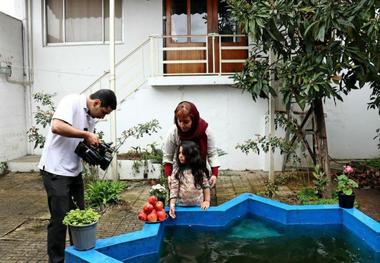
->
<box><xmin>0</xmin><ymin>12</ymin><xmax>27</xmax><ymax>162</ymax></box>
<box><xmin>110</xmin><ymin>84</ymin><xmax>268</xmax><ymax>170</ymax></box>
<box><xmin>325</xmin><ymin>86</ymin><xmax>379</xmax><ymax>159</ymax></box>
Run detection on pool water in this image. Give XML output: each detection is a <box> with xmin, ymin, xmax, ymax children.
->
<box><xmin>155</xmin><ymin>216</ymin><xmax>377</xmax><ymax>263</ymax></box>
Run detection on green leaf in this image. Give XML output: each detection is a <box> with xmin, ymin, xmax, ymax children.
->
<box><xmin>316</xmin><ymin>24</ymin><xmax>325</xmax><ymax>41</ymax></box>
<box><xmin>304</xmin><ymin>20</ymin><xmax>319</xmax><ymax>37</ymax></box>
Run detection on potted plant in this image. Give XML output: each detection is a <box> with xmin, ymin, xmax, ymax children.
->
<box><xmin>117</xmin><ymin>143</ymin><xmax>163</xmax><ymax>180</ymax></box>
<box><xmin>149</xmin><ymin>184</ymin><xmax>168</xmax><ymax>204</ymax></box>
<box><xmin>312</xmin><ymin>165</ymin><xmax>328</xmax><ymax>198</ymax></box>
<box><xmin>63</xmin><ymin>208</ymin><xmax>100</xmax><ymax>250</ymax></box>
<box><xmin>336</xmin><ymin>165</ymin><xmax>359</xmax><ymax>209</ymax></box>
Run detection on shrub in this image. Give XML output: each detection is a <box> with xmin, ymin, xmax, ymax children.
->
<box><xmin>348</xmin><ymin>159</ymin><xmax>380</xmax><ymax>189</ymax></box>
<box><xmin>312</xmin><ymin>165</ymin><xmax>327</xmax><ymax>197</ymax></box>
<box><xmin>258</xmin><ymin>179</ymin><xmax>279</xmax><ymax>198</ymax></box>
<box><xmin>85</xmin><ymin>180</ymin><xmax>127</xmax><ymax>208</ymax></box>
<box><xmin>27</xmin><ymin>92</ymin><xmax>56</xmax><ymax>149</ymax></box>
<box><xmin>297</xmin><ymin>188</ymin><xmax>337</xmax><ymax>205</ymax></box>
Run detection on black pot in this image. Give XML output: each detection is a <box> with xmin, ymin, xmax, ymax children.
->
<box><xmin>338</xmin><ymin>192</ymin><xmax>355</xmax><ymax>209</ymax></box>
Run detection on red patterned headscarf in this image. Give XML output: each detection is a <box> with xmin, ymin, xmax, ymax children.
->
<box><xmin>174</xmin><ymin>101</ymin><xmax>208</xmax><ymax>161</ymax></box>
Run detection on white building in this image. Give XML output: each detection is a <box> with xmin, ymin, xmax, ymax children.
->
<box><xmin>0</xmin><ymin>0</ymin><xmax>378</xmax><ymax>175</ymax></box>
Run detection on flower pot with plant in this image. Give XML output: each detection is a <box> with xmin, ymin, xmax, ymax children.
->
<box><xmin>63</xmin><ymin>208</ymin><xmax>100</xmax><ymax>250</ymax></box>
<box><xmin>117</xmin><ymin>143</ymin><xmax>163</xmax><ymax>180</ymax></box>
<box><xmin>312</xmin><ymin>165</ymin><xmax>328</xmax><ymax>198</ymax></box>
<box><xmin>336</xmin><ymin>165</ymin><xmax>359</xmax><ymax>209</ymax></box>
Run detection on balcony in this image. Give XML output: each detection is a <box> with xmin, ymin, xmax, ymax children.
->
<box><xmin>149</xmin><ymin>33</ymin><xmax>249</xmax><ymax>86</ymax></box>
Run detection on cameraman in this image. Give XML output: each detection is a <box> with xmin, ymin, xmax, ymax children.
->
<box><xmin>38</xmin><ymin>89</ymin><xmax>117</xmax><ymax>263</ymax></box>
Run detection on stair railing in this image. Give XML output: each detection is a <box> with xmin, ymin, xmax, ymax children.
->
<box><xmin>80</xmin><ymin>38</ymin><xmax>152</xmax><ymax>102</ymax></box>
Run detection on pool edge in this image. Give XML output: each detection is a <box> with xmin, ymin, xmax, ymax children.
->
<box><xmin>66</xmin><ymin>193</ymin><xmax>380</xmax><ymax>262</ymax></box>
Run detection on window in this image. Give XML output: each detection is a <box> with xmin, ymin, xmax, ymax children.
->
<box><xmin>171</xmin><ymin>0</ymin><xmax>207</xmax><ymax>43</ymax></box>
<box><xmin>45</xmin><ymin>0</ymin><xmax>122</xmax><ymax>44</ymax></box>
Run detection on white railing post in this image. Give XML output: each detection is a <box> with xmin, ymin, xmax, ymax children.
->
<box><xmin>211</xmin><ymin>33</ymin><xmax>215</xmax><ymax>74</ymax></box>
<box><xmin>109</xmin><ymin>0</ymin><xmax>118</xmax><ymax>181</ymax></box>
<box><xmin>205</xmin><ymin>34</ymin><xmax>209</xmax><ymax>74</ymax></box>
<box><xmin>218</xmin><ymin>34</ymin><xmax>222</xmax><ymax>76</ymax></box>
<box><xmin>141</xmin><ymin>42</ymin><xmax>145</xmax><ymax>79</ymax></box>
<box><xmin>150</xmin><ymin>35</ymin><xmax>156</xmax><ymax>77</ymax></box>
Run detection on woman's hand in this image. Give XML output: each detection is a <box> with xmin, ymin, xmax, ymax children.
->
<box><xmin>209</xmin><ymin>175</ymin><xmax>217</xmax><ymax>188</ymax></box>
<box><xmin>201</xmin><ymin>200</ymin><xmax>210</xmax><ymax>210</ymax></box>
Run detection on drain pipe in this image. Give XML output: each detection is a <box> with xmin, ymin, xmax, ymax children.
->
<box><xmin>109</xmin><ymin>0</ymin><xmax>118</xmax><ymax>180</ymax></box>
<box><xmin>24</xmin><ymin>0</ymin><xmax>34</xmax><ymax>155</ymax></box>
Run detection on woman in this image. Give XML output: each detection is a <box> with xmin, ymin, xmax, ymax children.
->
<box><xmin>163</xmin><ymin>101</ymin><xmax>220</xmax><ymax>188</ymax></box>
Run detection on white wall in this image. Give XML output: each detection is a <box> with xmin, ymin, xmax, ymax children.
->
<box><xmin>104</xmin><ymin>84</ymin><xmax>268</xmax><ymax>170</ymax></box>
<box><xmin>27</xmin><ymin>0</ymin><xmax>379</xmax><ymax>171</ymax></box>
<box><xmin>325</xmin><ymin>86</ymin><xmax>379</xmax><ymax>159</ymax></box>
<box><xmin>0</xmin><ymin>12</ymin><xmax>27</xmax><ymax>161</ymax></box>
<box><xmin>30</xmin><ymin>0</ymin><xmax>163</xmax><ymax>149</ymax></box>
<box><xmin>31</xmin><ymin>0</ymin><xmax>163</xmax><ymax>99</ymax></box>
<box><xmin>0</xmin><ymin>0</ymin><xmax>24</xmax><ymax>20</ymax></box>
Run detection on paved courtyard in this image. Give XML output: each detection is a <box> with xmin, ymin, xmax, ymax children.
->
<box><xmin>0</xmin><ymin>171</ymin><xmax>379</xmax><ymax>262</ymax></box>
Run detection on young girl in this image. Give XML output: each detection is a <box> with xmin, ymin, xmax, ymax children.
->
<box><xmin>169</xmin><ymin>141</ymin><xmax>211</xmax><ymax>219</ymax></box>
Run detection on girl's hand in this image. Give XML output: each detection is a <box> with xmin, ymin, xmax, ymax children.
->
<box><xmin>169</xmin><ymin>205</ymin><xmax>176</xmax><ymax>219</ymax></box>
<box><xmin>201</xmin><ymin>201</ymin><xmax>210</xmax><ymax>210</ymax></box>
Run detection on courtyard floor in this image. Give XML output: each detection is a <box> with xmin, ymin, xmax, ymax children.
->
<box><xmin>0</xmin><ymin>171</ymin><xmax>379</xmax><ymax>262</ymax></box>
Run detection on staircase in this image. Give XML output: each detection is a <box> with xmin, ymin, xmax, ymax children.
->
<box><xmin>81</xmin><ymin>38</ymin><xmax>153</xmax><ymax>101</ymax></box>
<box><xmin>7</xmin><ymin>155</ymin><xmax>40</xmax><ymax>173</ymax></box>
<box><xmin>7</xmin><ymin>38</ymin><xmax>154</xmax><ymax>173</ymax></box>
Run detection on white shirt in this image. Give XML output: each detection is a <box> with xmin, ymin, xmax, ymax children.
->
<box><xmin>38</xmin><ymin>94</ymin><xmax>96</xmax><ymax>177</ymax></box>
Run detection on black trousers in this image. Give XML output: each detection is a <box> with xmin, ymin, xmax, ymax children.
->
<box><xmin>41</xmin><ymin>170</ymin><xmax>85</xmax><ymax>263</ymax></box>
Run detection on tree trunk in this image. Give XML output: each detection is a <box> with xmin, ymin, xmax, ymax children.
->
<box><xmin>313</xmin><ymin>98</ymin><xmax>332</xmax><ymax>198</ymax></box>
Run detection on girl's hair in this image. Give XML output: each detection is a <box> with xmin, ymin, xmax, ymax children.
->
<box><xmin>175</xmin><ymin>140</ymin><xmax>209</xmax><ymax>188</ymax></box>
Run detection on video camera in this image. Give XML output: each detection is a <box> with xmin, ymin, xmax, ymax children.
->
<box><xmin>75</xmin><ymin>141</ymin><xmax>114</xmax><ymax>170</ymax></box>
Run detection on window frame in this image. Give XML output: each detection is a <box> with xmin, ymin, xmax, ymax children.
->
<box><xmin>43</xmin><ymin>0</ymin><xmax>124</xmax><ymax>46</ymax></box>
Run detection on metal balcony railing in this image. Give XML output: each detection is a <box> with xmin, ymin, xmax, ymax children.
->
<box><xmin>81</xmin><ymin>33</ymin><xmax>249</xmax><ymax>98</ymax></box>
<box><xmin>150</xmin><ymin>33</ymin><xmax>249</xmax><ymax>76</ymax></box>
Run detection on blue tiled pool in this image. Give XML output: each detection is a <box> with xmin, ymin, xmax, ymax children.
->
<box><xmin>66</xmin><ymin>193</ymin><xmax>380</xmax><ymax>262</ymax></box>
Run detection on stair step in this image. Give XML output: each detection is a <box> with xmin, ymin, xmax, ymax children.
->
<box><xmin>7</xmin><ymin>155</ymin><xmax>40</xmax><ymax>173</ymax></box>
<box><xmin>6</xmin><ymin>155</ymin><xmax>161</xmax><ymax>181</ymax></box>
